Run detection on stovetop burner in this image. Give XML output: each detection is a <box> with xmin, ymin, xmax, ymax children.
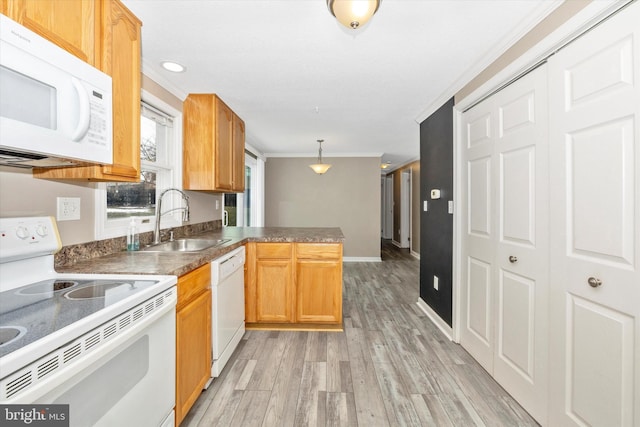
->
<box><xmin>16</xmin><ymin>279</ymin><xmax>79</xmax><ymax>295</ymax></box>
<box><xmin>0</xmin><ymin>278</ymin><xmax>160</xmax><ymax>358</ymax></box>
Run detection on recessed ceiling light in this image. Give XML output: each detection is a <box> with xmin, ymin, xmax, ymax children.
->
<box><xmin>161</xmin><ymin>61</ymin><xmax>186</xmax><ymax>73</ymax></box>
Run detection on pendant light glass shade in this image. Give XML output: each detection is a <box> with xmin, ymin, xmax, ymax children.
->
<box><xmin>327</xmin><ymin>0</ymin><xmax>381</xmax><ymax>30</ymax></box>
<box><xmin>310</xmin><ymin>140</ymin><xmax>332</xmax><ymax>174</ymax></box>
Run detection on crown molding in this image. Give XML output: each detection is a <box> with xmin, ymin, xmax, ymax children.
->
<box><xmin>264</xmin><ymin>152</ymin><xmax>384</xmax><ymax>158</ymax></box>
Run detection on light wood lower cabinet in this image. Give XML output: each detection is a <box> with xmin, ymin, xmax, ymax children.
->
<box><xmin>175</xmin><ymin>265</ymin><xmax>211</xmax><ymax>426</ymax></box>
<box><xmin>245</xmin><ymin>242</ymin><xmax>343</xmax><ymax>327</ymax></box>
<box><xmin>255</xmin><ymin>243</ymin><xmax>293</xmax><ymax>323</ymax></box>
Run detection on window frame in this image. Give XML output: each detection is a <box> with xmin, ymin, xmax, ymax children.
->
<box><xmin>95</xmin><ymin>89</ymin><xmax>183</xmax><ymax>239</ymax></box>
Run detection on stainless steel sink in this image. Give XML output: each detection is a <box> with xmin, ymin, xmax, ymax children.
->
<box><xmin>142</xmin><ymin>238</ymin><xmax>230</xmax><ymax>253</ymax></box>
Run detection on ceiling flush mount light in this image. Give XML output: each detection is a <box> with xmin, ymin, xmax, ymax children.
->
<box><xmin>161</xmin><ymin>61</ymin><xmax>186</xmax><ymax>73</ymax></box>
<box><xmin>309</xmin><ymin>139</ymin><xmax>332</xmax><ymax>175</ymax></box>
<box><xmin>327</xmin><ymin>0</ymin><xmax>381</xmax><ymax>30</ymax></box>
<box><xmin>381</xmin><ymin>161</ymin><xmax>391</xmax><ymax>170</ymax></box>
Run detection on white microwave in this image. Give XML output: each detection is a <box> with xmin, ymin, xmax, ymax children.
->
<box><xmin>0</xmin><ymin>14</ymin><xmax>113</xmax><ymax>168</ymax></box>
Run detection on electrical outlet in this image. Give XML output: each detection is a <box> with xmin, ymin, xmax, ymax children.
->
<box><xmin>433</xmin><ymin>275</ymin><xmax>439</xmax><ymax>290</ymax></box>
<box><xmin>57</xmin><ymin>197</ymin><xmax>81</xmax><ymax>221</ymax></box>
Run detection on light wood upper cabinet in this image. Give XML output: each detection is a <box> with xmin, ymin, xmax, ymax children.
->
<box><xmin>232</xmin><ymin>113</ymin><xmax>245</xmax><ymax>192</ymax></box>
<box><xmin>175</xmin><ymin>264</ymin><xmax>211</xmax><ymax>426</ymax></box>
<box><xmin>183</xmin><ymin>94</ymin><xmax>245</xmax><ymax>192</ymax></box>
<box><xmin>1</xmin><ymin>0</ymin><xmax>99</xmax><ymax>66</ymax></box>
<box><xmin>32</xmin><ymin>0</ymin><xmax>142</xmax><ymax>182</ymax></box>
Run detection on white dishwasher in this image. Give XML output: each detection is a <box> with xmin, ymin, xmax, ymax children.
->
<box><xmin>210</xmin><ymin>246</ymin><xmax>245</xmax><ymax>378</ymax></box>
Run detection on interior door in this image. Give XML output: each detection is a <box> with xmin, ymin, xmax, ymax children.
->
<box><xmin>492</xmin><ymin>65</ymin><xmax>548</xmax><ymax>423</ymax></box>
<box><xmin>548</xmin><ymin>3</ymin><xmax>640</xmax><ymax>426</ymax></box>
<box><xmin>400</xmin><ymin>170</ymin><xmax>411</xmax><ymax>248</ymax></box>
<box><xmin>460</xmin><ymin>64</ymin><xmax>549</xmax><ymax>424</ymax></box>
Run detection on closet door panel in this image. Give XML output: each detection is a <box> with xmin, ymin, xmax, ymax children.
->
<box><xmin>493</xmin><ymin>65</ymin><xmax>549</xmax><ymax>424</ymax></box>
<box><xmin>468</xmin><ymin>157</ymin><xmax>492</xmax><ymax>237</ymax></box>
<box><xmin>570</xmin><ymin>118</ymin><xmax>634</xmax><ymax>265</ymax></box>
<box><xmin>460</xmin><ymin>101</ymin><xmax>496</xmax><ymax>372</ymax></box>
<box><xmin>460</xmin><ymin>64</ymin><xmax>548</xmax><ymax>425</ymax></box>
<box><xmin>500</xmin><ymin>146</ymin><xmax>535</xmax><ymax>245</ymax></box>
<box><xmin>467</xmin><ymin>256</ymin><xmax>492</xmax><ymax>345</ymax></box>
<box><xmin>498</xmin><ymin>270</ymin><xmax>535</xmax><ymax>379</ymax></box>
<box><xmin>548</xmin><ymin>2</ymin><xmax>640</xmax><ymax>425</ymax></box>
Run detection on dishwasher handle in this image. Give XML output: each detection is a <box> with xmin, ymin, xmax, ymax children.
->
<box><xmin>211</xmin><ymin>247</ymin><xmax>245</xmax><ymax>285</ymax></box>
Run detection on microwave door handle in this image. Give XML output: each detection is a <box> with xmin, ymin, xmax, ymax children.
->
<box><xmin>70</xmin><ymin>77</ymin><xmax>91</xmax><ymax>141</ymax></box>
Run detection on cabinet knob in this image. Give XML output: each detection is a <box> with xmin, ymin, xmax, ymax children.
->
<box><xmin>588</xmin><ymin>277</ymin><xmax>602</xmax><ymax>288</ymax></box>
<box><xmin>509</xmin><ymin>255</ymin><xmax>518</xmax><ymax>263</ymax></box>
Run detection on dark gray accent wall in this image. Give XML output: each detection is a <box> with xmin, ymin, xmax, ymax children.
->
<box><xmin>419</xmin><ymin>98</ymin><xmax>454</xmax><ymax>326</ymax></box>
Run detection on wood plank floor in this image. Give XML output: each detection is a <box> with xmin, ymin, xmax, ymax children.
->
<box><xmin>183</xmin><ymin>241</ymin><xmax>538</xmax><ymax>426</ymax></box>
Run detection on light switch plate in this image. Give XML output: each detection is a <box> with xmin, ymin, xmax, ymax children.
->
<box><xmin>57</xmin><ymin>197</ymin><xmax>81</xmax><ymax>221</ymax></box>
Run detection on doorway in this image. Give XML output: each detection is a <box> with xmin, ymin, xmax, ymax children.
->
<box><xmin>400</xmin><ymin>170</ymin><xmax>411</xmax><ymax>248</ymax></box>
<box><xmin>224</xmin><ymin>152</ymin><xmax>261</xmax><ymax>227</ymax></box>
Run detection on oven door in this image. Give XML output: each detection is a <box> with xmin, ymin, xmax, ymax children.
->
<box><xmin>8</xmin><ymin>299</ymin><xmax>176</xmax><ymax>427</ymax></box>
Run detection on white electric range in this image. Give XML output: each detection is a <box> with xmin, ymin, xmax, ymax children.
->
<box><xmin>0</xmin><ymin>216</ymin><xmax>178</xmax><ymax>427</ymax></box>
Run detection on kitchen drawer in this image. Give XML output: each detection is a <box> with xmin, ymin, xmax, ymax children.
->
<box><xmin>177</xmin><ymin>264</ymin><xmax>210</xmax><ymax>310</ymax></box>
<box><xmin>256</xmin><ymin>243</ymin><xmax>292</xmax><ymax>259</ymax></box>
<box><xmin>296</xmin><ymin>243</ymin><xmax>342</xmax><ymax>260</ymax></box>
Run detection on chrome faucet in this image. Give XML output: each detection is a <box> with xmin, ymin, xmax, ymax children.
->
<box><xmin>153</xmin><ymin>188</ymin><xmax>190</xmax><ymax>245</ymax></box>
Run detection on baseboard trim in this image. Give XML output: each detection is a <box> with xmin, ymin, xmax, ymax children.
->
<box><xmin>343</xmin><ymin>256</ymin><xmax>382</xmax><ymax>263</ymax></box>
<box><xmin>410</xmin><ymin>250</ymin><xmax>420</xmax><ymax>260</ymax></box>
<box><xmin>416</xmin><ymin>298</ymin><xmax>453</xmax><ymax>340</ymax></box>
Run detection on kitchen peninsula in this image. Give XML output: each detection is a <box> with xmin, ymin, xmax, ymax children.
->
<box><xmin>56</xmin><ymin>227</ymin><xmax>345</xmax><ymax>328</ymax></box>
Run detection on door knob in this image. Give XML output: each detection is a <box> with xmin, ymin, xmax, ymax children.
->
<box><xmin>588</xmin><ymin>277</ymin><xmax>602</xmax><ymax>288</ymax></box>
<box><xmin>509</xmin><ymin>256</ymin><xmax>518</xmax><ymax>263</ymax></box>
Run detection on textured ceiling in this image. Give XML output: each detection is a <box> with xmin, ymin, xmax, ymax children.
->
<box><xmin>123</xmin><ymin>0</ymin><xmax>559</xmax><ymax>169</ymax></box>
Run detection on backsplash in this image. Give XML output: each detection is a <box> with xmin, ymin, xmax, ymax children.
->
<box><xmin>55</xmin><ymin>220</ymin><xmax>222</xmax><ymax>268</ymax></box>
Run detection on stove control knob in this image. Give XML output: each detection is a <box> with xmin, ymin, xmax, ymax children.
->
<box><xmin>15</xmin><ymin>226</ymin><xmax>30</xmax><ymax>240</ymax></box>
<box><xmin>35</xmin><ymin>224</ymin><xmax>48</xmax><ymax>237</ymax></box>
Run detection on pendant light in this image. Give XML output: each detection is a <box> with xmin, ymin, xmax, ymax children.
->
<box><xmin>327</xmin><ymin>0</ymin><xmax>381</xmax><ymax>30</ymax></box>
<box><xmin>309</xmin><ymin>139</ymin><xmax>332</xmax><ymax>174</ymax></box>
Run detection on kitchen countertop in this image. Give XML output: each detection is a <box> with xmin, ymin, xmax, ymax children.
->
<box><xmin>57</xmin><ymin>227</ymin><xmax>345</xmax><ymax>277</ymax></box>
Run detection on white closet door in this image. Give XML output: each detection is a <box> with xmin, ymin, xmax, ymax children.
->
<box><xmin>460</xmin><ymin>93</ymin><xmax>496</xmax><ymax>372</ymax></box>
<box><xmin>493</xmin><ymin>66</ymin><xmax>548</xmax><ymax>423</ymax></box>
<box><xmin>548</xmin><ymin>2</ymin><xmax>640</xmax><ymax>426</ymax></box>
<box><xmin>460</xmin><ymin>65</ymin><xmax>548</xmax><ymax>424</ymax></box>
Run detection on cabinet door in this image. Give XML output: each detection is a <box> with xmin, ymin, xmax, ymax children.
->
<box><xmin>183</xmin><ymin>94</ymin><xmax>215</xmax><ymax>190</ymax></box>
<box><xmin>176</xmin><ymin>288</ymin><xmax>211</xmax><ymax>425</ymax></box>
<box><xmin>215</xmin><ymin>98</ymin><xmax>234</xmax><ymax>191</ymax></box>
<box><xmin>256</xmin><ymin>259</ymin><xmax>293</xmax><ymax>323</ymax></box>
<box><xmin>232</xmin><ymin>113</ymin><xmax>245</xmax><ymax>192</ymax></box>
<box><xmin>32</xmin><ymin>0</ymin><xmax>142</xmax><ymax>182</ymax></box>
<box><xmin>296</xmin><ymin>259</ymin><xmax>342</xmax><ymax>323</ymax></box>
<box><xmin>2</xmin><ymin>0</ymin><xmax>99</xmax><ymax>66</ymax></box>
<box><xmin>98</xmin><ymin>0</ymin><xmax>141</xmax><ymax>180</ymax></box>
<box><xmin>183</xmin><ymin>94</ymin><xmax>238</xmax><ymax>192</ymax></box>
